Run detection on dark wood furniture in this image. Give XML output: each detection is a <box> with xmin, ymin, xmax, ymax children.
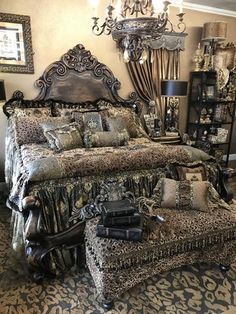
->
<box><xmin>186</xmin><ymin>71</ymin><xmax>236</xmax><ymax>166</ymax></box>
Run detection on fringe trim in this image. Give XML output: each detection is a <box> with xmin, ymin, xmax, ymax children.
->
<box><xmin>86</xmin><ymin>227</ymin><xmax>236</xmax><ymax>271</ymax></box>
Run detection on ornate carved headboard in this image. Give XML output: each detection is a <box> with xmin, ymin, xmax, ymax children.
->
<box><xmin>3</xmin><ymin>44</ymin><xmax>140</xmax><ymax>117</ymax></box>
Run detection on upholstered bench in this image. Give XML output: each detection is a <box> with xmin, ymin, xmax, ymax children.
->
<box><xmin>85</xmin><ymin>205</ymin><xmax>236</xmax><ymax>309</ymax></box>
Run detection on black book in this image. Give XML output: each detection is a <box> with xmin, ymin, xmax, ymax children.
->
<box><xmin>96</xmin><ymin>220</ymin><xmax>143</xmax><ymax>242</ymax></box>
<box><xmin>101</xmin><ymin>199</ymin><xmax>136</xmax><ymax>218</ymax></box>
<box><xmin>103</xmin><ymin>212</ymin><xmax>141</xmax><ymax>227</ymax></box>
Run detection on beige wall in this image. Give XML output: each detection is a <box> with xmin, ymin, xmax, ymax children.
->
<box><xmin>0</xmin><ymin>0</ymin><xmax>135</xmax><ymax>99</ymax></box>
<box><xmin>0</xmin><ymin>1</ymin><xmax>236</xmax><ymax>179</ymax></box>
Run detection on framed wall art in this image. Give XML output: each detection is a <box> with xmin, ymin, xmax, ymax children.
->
<box><xmin>0</xmin><ymin>12</ymin><xmax>34</xmax><ymax>73</ymax></box>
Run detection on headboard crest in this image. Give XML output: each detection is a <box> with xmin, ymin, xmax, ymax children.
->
<box><xmin>35</xmin><ymin>44</ymin><xmax>139</xmax><ymax>109</ymax></box>
<box><xmin>3</xmin><ymin>44</ymin><xmax>141</xmax><ymax>117</ymax></box>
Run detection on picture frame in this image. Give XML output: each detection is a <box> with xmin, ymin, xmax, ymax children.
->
<box><xmin>0</xmin><ymin>12</ymin><xmax>34</xmax><ymax>73</ymax></box>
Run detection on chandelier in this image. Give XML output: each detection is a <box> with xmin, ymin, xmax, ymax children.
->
<box><xmin>91</xmin><ymin>0</ymin><xmax>186</xmax><ymax>63</ymax></box>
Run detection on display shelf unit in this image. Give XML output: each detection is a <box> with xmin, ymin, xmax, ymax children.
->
<box><xmin>186</xmin><ymin>71</ymin><xmax>236</xmax><ymax>166</ymax></box>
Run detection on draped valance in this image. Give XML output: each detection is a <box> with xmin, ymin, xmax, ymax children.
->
<box><xmin>150</xmin><ymin>32</ymin><xmax>187</xmax><ymax>51</ymax></box>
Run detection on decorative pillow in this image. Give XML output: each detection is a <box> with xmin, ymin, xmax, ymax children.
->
<box><xmin>177</xmin><ymin>165</ymin><xmax>206</xmax><ymax>181</ymax></box>
<box><xmin>72</xmin><ymin>111</ymin><xmax>84</xmax><ymax>130</ymax></box>
<box><xmin>105</xmin><ymin>116</ymin><xmax>128</xmax><ymax>133</ymax></box>
<box><xmin>43</xmin><ymin>122</ymin><xmax>83</xmax><ymax>151</ymax></box>
<box><xmin>14</xmin><ymin>116</ymin><xmax>48</xmax><ymax>145</ymax></box>
<box><xmin>82</xmin><ymin>112</ymin><xmax>103</xmax><ymax>132</ymax></box>
<box><xmin>103</xmin><ymin>107</ymin><xmax>149</xmax><ymax>139</ymax></box>
<box><xmin>53</xmin><ymin>107</ymin><xmax>77</xmax><ymax>118</ymax></box>
<box><xmin>168</xmin><ymin>161</ymin><xmax>207</xmax><ymax>181</ymax></box>
<box><xmin>14</xmin><ymin>107</ymin><xmax>52</xmax><ymax>118</ymax></box>
<box><xmin>51</xmin><ymin>101</ymin><xmax>98</xmax><ymax>117</ymax></box>
<box><xmin>155</xmin><ymin>178</ymin><xmax>210</xmax><ymax>212</ymax></box>
<box><xmin>84</xmin><ymin>130</ymin><xmax>129</xmax><ymax>148</ymax></box>
<box><xmin>73</xmin><ymin>111</ymin><xmax>104</xmax><ymax>133</ymax></box>
<box><xmin>180</xmin><ymin>145</ymin><xmax>213</xmax><ymax>162</ymax></box>
<box><xmin>14</xmin><ymin>116</ymin><xmax>72</xmax><ymax>146</ymax></box>
<box><xmin>40</xmin><ymin>117</ymin><xmax>71</xmax><ymax>132</ymax></box>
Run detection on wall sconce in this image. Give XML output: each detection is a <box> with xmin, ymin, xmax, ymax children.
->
<box><xmin>201</xmin><ymin>22</ymin><xmax>227</xmax><ymax>70</ymax></box>
<box><xmin>0</xmin><ymin>80</ymin><xmax>6</xmax><ymax>102</ymax></box>
<box><xmin>161</xmin><ymin>80</ymin><xmax>188</xmax><ymax>132</ymax></box>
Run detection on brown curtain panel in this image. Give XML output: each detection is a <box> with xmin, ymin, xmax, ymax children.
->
<box><xmin>126</xmin><ymin>48</ymin><xmax>180</xmax><ymax>125</ymax></box>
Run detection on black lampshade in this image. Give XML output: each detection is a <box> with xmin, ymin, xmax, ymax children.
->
<box><xmin>161</xmin><ymin>80</ymin><xmax>188</xmax><ymax>97</ymax></box>
<box><xmin>0</xmin><ymin>80</ymin><xmax>6</xmax><ymax>101</ymax></box>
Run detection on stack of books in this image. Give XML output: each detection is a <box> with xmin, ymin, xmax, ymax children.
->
<box><xmin>96</xmin><ymin>199</ymin><xmax>143</xmax><ymax>242</ymax></box>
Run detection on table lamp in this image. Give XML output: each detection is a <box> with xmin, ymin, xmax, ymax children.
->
<box><xmin>201</xmin><ymin>22</ymin><xmax>227</xmax><ymax>70</ymax></box>
<box><xmin>161</xmin><ymin>80</ymin><xmax>188</xmax><ymax>132</ymax></box>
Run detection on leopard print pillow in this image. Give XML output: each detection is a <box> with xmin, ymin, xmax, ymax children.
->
<box><xmin>14</xmin><ymin>107</ymin><xmax>51</xmax><ymax>118</ymax></box>
<box><xmin>14</xmin><ymin>116</ymin><xmax>71</xmax><ymax>146</ymax></box>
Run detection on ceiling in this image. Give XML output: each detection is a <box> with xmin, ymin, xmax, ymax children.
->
<box><xmin>184</xmin><ymin>0</ymin><xmax>236</xmax><ymax>13</ymax></box>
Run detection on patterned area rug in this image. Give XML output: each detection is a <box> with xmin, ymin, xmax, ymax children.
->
<box><xmin>0</xmin><ymin>208</ymin><xmax>236</xmax><ymax>314</ymax></box>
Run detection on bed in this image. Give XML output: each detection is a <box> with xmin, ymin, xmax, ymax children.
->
<box><xmin>3</xmin><ymin>44</ymin><xmax>228</xmax><ymax>278</ymax></box>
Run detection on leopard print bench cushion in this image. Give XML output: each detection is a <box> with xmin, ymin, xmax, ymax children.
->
<box><xmin>85</xmin><ymin>207</ymin><xmax>236</xmax><ymax>271</ymax></box>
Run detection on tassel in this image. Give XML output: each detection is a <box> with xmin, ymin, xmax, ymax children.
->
<box><xmin>69</xmin><ymin>202</ymin><xmax>101</xmax><ymax>222</ymax></box>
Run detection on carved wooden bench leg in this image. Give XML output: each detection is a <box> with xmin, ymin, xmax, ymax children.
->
<box><xmin>219</xmin><ymin>264</ymin><xmax>230</xmax><ymax>273</ymax></box>
<box><xmin>32</xmin><ymin>271</ymin><xmax>47</xmax><ymax>284</ymax></box>
<box><xmin>102</xmin><ymin>300</ymin><xmax>114</xmax><ymax>310</ymax></box>
<box><xmin>22</xmin><ymin>196</ymin><xmax>85</xmax><ymax>280</ymax></box>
